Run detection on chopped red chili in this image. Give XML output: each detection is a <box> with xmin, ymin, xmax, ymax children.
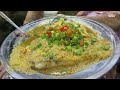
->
<box><xmin>80</xmin><ymin>40</ymin><xmax>84</xmax><ymax>47</ymax></box>
<box><xmin>80</xmin><ymin>44</ymin><xmax>84</xmax><ymax>47</ymax></box>
<box><xmin>46</xmin><ymin>31</ymin><xmax>52</xmax><ymax>38</ymax></box>
<box><xmin>50</xmin><ymin>27</ymin><xmax>54</xmax><ymax>30</ymax></box>
<box><xmin>60</xmin><ymin>25</ymin><xmax>69</xmax><ymax>32</ymax></box>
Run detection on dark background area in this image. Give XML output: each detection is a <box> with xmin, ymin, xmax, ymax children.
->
<box><xmin>0</xmin><ymin>11</ymin><xmax>27</xmax><ymax>44</ymax></box>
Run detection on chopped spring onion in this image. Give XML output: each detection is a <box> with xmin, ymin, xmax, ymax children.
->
<box><xmin>91</xmin><ymin>38</ymin><xmax>97</xmax><ymax>42</ymax></box>
<box><xmin>102</xmin><ymin>45</ymin><xmax>110</xmax><ymax>50</ymax></box>
<box><xmin>66</xmin><ymin>46</ymin><xmax>72</xmax><ymax>52</ymax></box>
<box><xmin>74</xmin><ymin>49</ymin><xmax>81</xmax><ymax>55</ymax></box>
<box><xmin>84</xmin><ymin>42</ymin><xmax>89</xmax><ymax>48</ymax></box>
<box><xmin>32</xmin><ymin>43</ymin><xmax>42</xmax><ymax>50</ymax></box>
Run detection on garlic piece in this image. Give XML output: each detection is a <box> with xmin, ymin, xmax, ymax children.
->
<box><xmin>35</xmin><ymin>62</ymin><xmax>46</xmax><ymax>69</ymax></box>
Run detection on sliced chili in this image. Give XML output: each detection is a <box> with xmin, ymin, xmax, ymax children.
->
<box><xmin>50</xmin><ymin>27</ymin><xmax>54</xmax><ymax>30</ymax></box>
<box><xmin>80</xmin><ymin>40</ymin><xmax>84</xmax><ymax>47</ymax></box>
<box><xmin>46</xmin><ymin>31</ymin><xmax>52</xmax><ymax>38</ymax></box>
<box><xmin>60</xmin><ymin>25</ymin><xmax>69</xmax><ymax>32</ymax></box>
